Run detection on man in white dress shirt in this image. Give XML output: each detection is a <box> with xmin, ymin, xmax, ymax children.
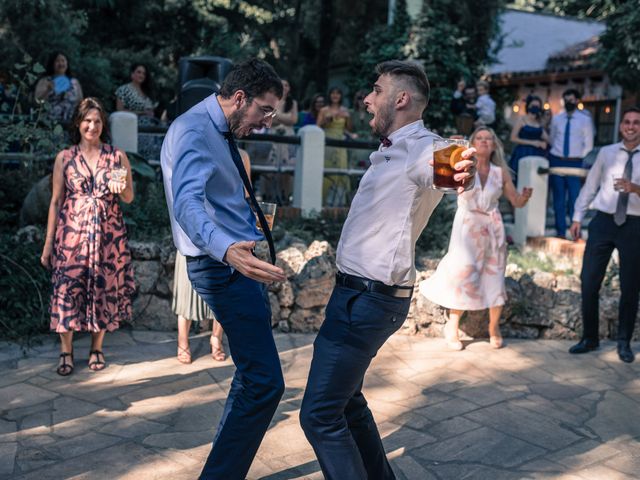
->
<box><xmin>474</xmin><ymin>80</ymin><xmax>496</xmax><ymax>129</ymax></box>
<box><xmin>549</xmin><ymin>88</ymin><xmax>594</xmax><ymax>238</ymax></box>
<box><xmin>299</xmin><ymin>60</ymin><xmax>476</xmax><ymax>480</ymax></box>
<box><xmin>569</xmin><ymin>107</ymin><xmax>640</xmax><ymax>363</ymax></box>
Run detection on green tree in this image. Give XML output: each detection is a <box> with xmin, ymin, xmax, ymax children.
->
<box><xmin>413</xmin><ymin>0</ymin><xmax>505</xmax><ymax>131</ymax></box>
<box><xmin>346</xmin><ymin>0</ymin><xmax>412</xmax><ymax>96</ymax></box>
<box><xmin>596</xmin><ymin>3</ymin><xmax>640</xmax><ymax>93</ymax></box>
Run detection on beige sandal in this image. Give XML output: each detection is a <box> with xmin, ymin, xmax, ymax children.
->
<box><xmin>177</xmin><ymin>345</ymin><xmax>192</xmax><ymax>364</ymax></box>
<box><xmin>443</xmin><ymin>322</ymin><xmax>463</xmax><ymax>351</ymax></box>
<box><xmin>210</xmin><ymin>336</ymin><xmax>226</xmax><ymax>362</ymax></box>
<box><xmin>490</xmin><ymin>336</ymin><xmax>504</xmax><ymax>349</ymax></box>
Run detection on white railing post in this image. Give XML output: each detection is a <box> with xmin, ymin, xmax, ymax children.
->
<box><xmin>293</xmin><ymin>125</ymin><xmax>325</xmax><ymax>217</ymax></box>
<box><xmin>513</xmin><ymin>155</ymin><xmax>549</xmax><ymax>246</ymax></box>
<box><xmin>109</xmin><ymin>112</ymin><xmax>138</xmax><ymax>153</ymax></box>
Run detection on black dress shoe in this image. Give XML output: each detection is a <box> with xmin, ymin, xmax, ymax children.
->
<box><xmin>569</xmin><ymin>339</ymin><xmax>599</xmax><ymax>354</ymax></box>
<box><xmin>617</xmin><ymin>342</ymin><xmax>635</xmax><ymax>363</ymax></box>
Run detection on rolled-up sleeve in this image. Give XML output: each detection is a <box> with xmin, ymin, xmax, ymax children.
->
<box><xmin>572</xmin><ymin>148</ymin><xmax>604</xmax><ymax>223</ymax></box>
<box><xmin>172</xmin><ymin>128</ymin><xmax>235</xmax><ymax>262</ymax></box>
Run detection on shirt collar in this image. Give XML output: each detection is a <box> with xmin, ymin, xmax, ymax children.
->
<box><xmin>620</xmin><ymin>142</ymin><xmax>640</xmax><ymax>154</ymax></box>
<box><xmin>386</xmin><ymin>119</ymin><xmax>424</xmax><ymax>145</ymax></box>
<box><xmin>207</xmin><ymin>93</ymin><xmax>231</xmax><ymax>136</ymax></box>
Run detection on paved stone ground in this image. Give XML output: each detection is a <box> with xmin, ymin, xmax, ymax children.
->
<box><xmin>0</xmin><ymin>330</ymin><xmax>639</xmax><ymax>480</ymax></box>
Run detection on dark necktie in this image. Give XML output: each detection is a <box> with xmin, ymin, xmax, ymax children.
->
<box><xmin>614</xmin><ymin>148</ymin><xmax>638</xmax><ymax>226</ymax></box>
<box><xmin>223</xmin><ymin>132</ymin><xmax>276</xmax><ymax>265</ymax></box>
<box><xmin>563</xmin><ymin>115</ymin><xmax>572</xmax><ymax>157</ymax></box>
<box><xmin>380</xmin><ymin>136</ymin><xmax>392</xmax><ymax>148</ymax></box>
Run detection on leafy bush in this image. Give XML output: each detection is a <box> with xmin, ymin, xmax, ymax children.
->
<box><xmin>0</xmin><ymin>231</ymin><xmax>51</xmax><ymax>344</ymax></box>
<box><xmin>120</xmin><ymin>177</ymin><xmax>171</xmax><ymax>241</ymax></box>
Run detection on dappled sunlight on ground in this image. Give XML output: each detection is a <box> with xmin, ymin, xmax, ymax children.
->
<box><xmin>0</xmin><ymin>330</ymin><xmax>639</xmax><ymax>479</ymax></box>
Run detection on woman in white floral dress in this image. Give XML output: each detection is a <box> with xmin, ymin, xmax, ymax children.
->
<box><xmin>419</xmin><ymin>127</ymin><xmax>532</xmax><ymax>350</ymax></box>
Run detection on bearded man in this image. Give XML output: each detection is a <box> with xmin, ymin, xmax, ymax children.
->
<box><xmin>299</xmin><ymin>60</ymin><xmax>476</xmax><ymax>480</ymax></box>
<box><xmin>161</xmin><ymin>59</ymin><xmax>286</xmax><ymax>480</ymax></box>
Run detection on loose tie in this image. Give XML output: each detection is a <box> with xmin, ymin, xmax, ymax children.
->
<box><xmin>614</xmin><ymin>148</ymin><xmax>638</xmax><ymax>226</ymax></box>
<box><xmin>380</xmin><ymin>136</ymin><xmax>392</xmax><ymax>148</ymax></box>
<box><xmin>223</xmin><ymin>132</ymin><xmax>276</xmax><ymax>264</ymax></box>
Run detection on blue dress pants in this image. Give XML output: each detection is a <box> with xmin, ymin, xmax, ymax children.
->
<box><xmin>549</xmin><ymin>154</ymin><xmax>583</xmax><ymax>237</ymax></box>
<box><xmin>300</xmin><ymin>285</ymin><xmax>411</xmax><ymax>480</ymax></box>
<box><xmin>186</xmin><ymin>256</ymin><xmax>284</xmax><ymax>480</ymax></box>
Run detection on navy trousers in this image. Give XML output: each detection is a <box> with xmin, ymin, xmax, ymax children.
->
<box><xmin>186</xmin><ymin>256</ymin><xmax>284</xmax><ymax>480</ymax></box>
<box><xmin>580</xmin><ymin>212</ymin><xmax>640</xmax><ymax>343</ymax></box>
<box><xmin>300</xmin><ymin>285</ymin><xmax>411</xmax><ymax>480</ymax></box>
<box><xmin>549</xmin><ymin>154</ymin><xmax>583</xmax><ymax>237</ymax></box>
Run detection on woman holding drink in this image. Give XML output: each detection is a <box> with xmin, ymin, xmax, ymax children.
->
<box><xmin>41</xmin><ymin>97</ymin><xmax>135</xmax><ymax>375</ymax></box>
<box><xmin>420</xmin><ymin>127</ymin><xmax>532</xmax><ymax>350</ymax></box>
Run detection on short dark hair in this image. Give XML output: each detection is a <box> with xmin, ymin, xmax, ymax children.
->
<box><xmin>45</xmin><ymin>51</ymin><xmax>72</xmax><ymax>77</ymax></box>
<box><xmin>375</xmin><ymin>60</ymin><xmax>430</xmax><ymax>108</ymax></box>
<box><xmin>525</xmin><ymin>95</ymin><xmax>543</xmax><ymax>112</ymax></box>
<box><xmin>562</xmin><ymin>88</ymin><xmax>581</xmax><ymax>99</ymax></box>
<box><xmin>69</xmin><ymin>97</ymin><xmax>110</xmax><ymax>145</ymax></box>
<box><xmin>621</xmin><ymin>106</ymin><xmax>640</xmax><ymax>121</ymax></box>
<box><xmin>219</xmin><ymin>59</ymin><xmax>283</xmax><ymax>101</ymax></box>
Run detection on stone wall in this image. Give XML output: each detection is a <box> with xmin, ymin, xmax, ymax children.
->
<box><xmin>128</xmin><ymin>237</ymin><xmax>636</xmax><ymax>341</ymax></box>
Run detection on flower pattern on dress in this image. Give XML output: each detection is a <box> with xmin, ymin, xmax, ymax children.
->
<box><xmin>49</xmin><ymin>144</ymin><xmax>135</xmax><ymax>332</ymax></box>
<box><xmin>419</xmin><ymin>164</ymin><xmax>507</xmax><ymax>310</ymax></box>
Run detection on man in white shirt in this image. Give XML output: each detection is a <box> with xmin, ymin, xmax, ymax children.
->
<box><xmin>548</xmin><ymin>88</ymin><xmax>594</xmax><ymax>238</ymax></box>
<box><xmin>569</xmin><ymin>107</ymin><xmax>640</xmax><ymax>363</ymax></box>
<box><xmin>474</xmin><ymin>80</ymin><xmax>496</xmax><ymax>128</ymax></box>
<box><xmin>299</xmin><ymin>60</ymin><xmax>476</xmax><ymax>480</ymax></box>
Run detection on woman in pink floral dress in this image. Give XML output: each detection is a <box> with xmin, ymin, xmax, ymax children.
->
<box><xmin>420</xmin><ymin>127</ymin><xmax>532</xmax><ymax>350</ymax></box>
<box><xmin>41</xmin><ymin>98</ymin><xmax>135</xmax><ymax>375</ymax></box>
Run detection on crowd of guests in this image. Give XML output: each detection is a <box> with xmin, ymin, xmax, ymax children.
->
<box><xmin>31</xmin><ymin>52</ymin><xmax>639</xmax><ymax>380</ymax></box>
<box><xmin>30</xmin><ymin>52</ymin><xmax>161</xmax><ymax>128</ymax></box>
<box><xmin>251</xmin><ymin>84</ymin><xmax>377</xmax><ymax>207</ymax></box>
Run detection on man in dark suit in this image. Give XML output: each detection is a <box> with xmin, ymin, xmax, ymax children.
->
<box><xmin>569</xmin><ymin>107</ymin><xmax>640</xmax><ymax>363</ymax></box>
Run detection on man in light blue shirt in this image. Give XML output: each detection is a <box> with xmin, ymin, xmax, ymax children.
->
<box><xmin>161</xmin><ymin>59</ymin><xmax>286</xmax><ymax>480</ymax></box>
<box><xmin>548</xmin><ymin>88</ymin><xmax>594</xmax><ymax>237</ymax></box>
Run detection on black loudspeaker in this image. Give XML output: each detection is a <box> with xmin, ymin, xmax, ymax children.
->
<box><xmin>177</xmin><ymin>56</ymin><xmax>233</xmax><ymax>115</ymax></box>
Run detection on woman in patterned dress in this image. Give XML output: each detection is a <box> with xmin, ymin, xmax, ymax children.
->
<box><xmin>115</xmin><ymin>63</ymin><xmax>157</xmax><ymax>125</ymax></box>
<box><xmin>419</xmin><ymin>127</ymin><xmax>532</xmax><ymax>350</ymax></box>
<box><xmin>34</xmin><ymin>52</ymin><xmax>83</xmax><ymax>126</ymax></box>
<box><xmin>41</xmin><ymin>98</ymin><xmax>135</xmax><ymax>375</ymax></box>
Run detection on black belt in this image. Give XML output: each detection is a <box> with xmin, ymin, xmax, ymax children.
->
<box><xmin>185</xmin><ymin>255</ymin><xmax>209</xmax><ymax>262</ymax></box>
<box><xmin>335</xmin><ymin>272</ymin><xmax>414</xmax><ymax>298</ymax></box>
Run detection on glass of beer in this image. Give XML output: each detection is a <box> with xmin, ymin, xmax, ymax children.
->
<box><xmin>432</xmin><ymin>138</ymin><xmax>470</xmax><ymax>193</ymax></box>
<box><xmin>110</xmin><ymin>166</ymin><xmax>128</xmax><ymax>184</ymax></box>
<box><xmin>256</xmin><ymin>202</ymin><xmax>277</xmax><ymax>232</ymax></box>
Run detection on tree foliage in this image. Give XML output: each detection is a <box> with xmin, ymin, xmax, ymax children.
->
<box><xmin>413</xmin><ymin>0</ymin><xmax>504</xmax><ymax>130</ymax></box>
<box><xmin>596</xmin><ymin>2</ymin><xmax>640</xmax><ymax>93</ymax></box>
<box><xmin>509</xmin><ymin>1</ymin><xmax>639</xmax><ymax>94</ymax></box>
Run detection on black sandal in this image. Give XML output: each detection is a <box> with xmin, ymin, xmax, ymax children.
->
<box><xmin>56</xmin><ymin>352</ymin><xmax>74</xmax><ymax>376</ymax></box>
<box><xmin>88</xmin><ymin>350</ymin><xmax>106</xmax><ymax>371</ymax></box>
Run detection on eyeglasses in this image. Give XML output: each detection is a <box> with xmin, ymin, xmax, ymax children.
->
<box><xmin>253</xmin><ymin>100</ymin><xmax>278</xmax><ymax>119</ymax></box>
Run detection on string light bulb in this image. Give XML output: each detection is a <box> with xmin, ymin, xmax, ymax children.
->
<box><xmin>512</xmin><ymin>104</ymin><xmax>520</xmax><ymax>113</ymax></box>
